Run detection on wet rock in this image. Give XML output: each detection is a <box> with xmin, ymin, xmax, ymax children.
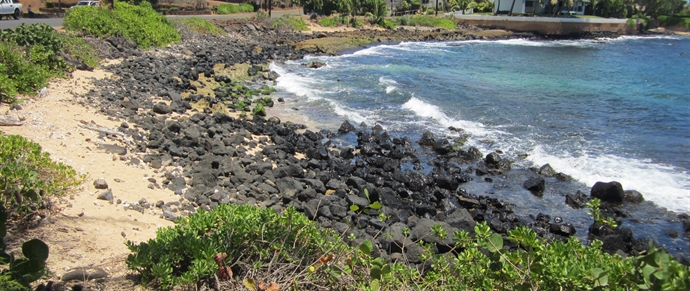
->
<box><xmin>523</xmin><ymin>177</ymin><xmax>545</xmax><ymax>195</ymax></box>
<box><xmin>538</xmin><ymin>164</ymin><xmax>556</xmax><ymax>176</ymax></box>
<box><xmin>485</xmin><ymin>152</ymin><xmax>501</xmax><ymax>165</ymax></box>
<box><xmin>338</xmin><ymin>120</ymin><xmax>357</xmax><ymax>134</ymax></box>
<box><xmin>434</xmin><ymin>139</ymin><xmax>453</xmax><ymax>155</ymax></box>
<box><xmin>565</xmin><ymin>190</ymin><xmax>588</xmax><ymax>209</ymax></box>
<box><xmin>418</xmin><ymin>131</ymin><xmax>436</xmax><ymax>147</ymax></box>
<box><xmin>591</xmin><ymin>181</ymin><xmax>625</xmax><ymax>203</ymax></box>
<box><xmin>549</xmin><ymin>223</ymin><xmax>576</xmax><ymax>237</ymax></box>
<box><xmin>624</xmin><ymin>190</ymin><xmax>644</xmax><ymax>204</ymax></box>
<box><xmin>303</xmin><ymin>60</ymin><xmax>326</xmax><ymax>69</ymax></box>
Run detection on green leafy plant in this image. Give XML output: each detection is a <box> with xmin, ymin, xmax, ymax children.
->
<box><xmin>175</xmin><ymin>17</ymin><xmax>226</xmax><ymax>36</ymax></box>
<box><xmin>587</xmin><ymin>198</ymin><xmax>618</xmax><ymax>228</ymax></box>
<box><xmin>271</xmin><ymin>15</ymin><xmax>309</xmax><ymax>31</ymax></box>
<box><xmin>0</xmin><ymin>134</ymin><xmax>83</xmax><ymax>214</ymax></box>
<box><xmin>212</xmin><ymin>3</ymin><xmax>254</xmax><ymax>15</ymax></box>
<box><xmin>349</xmin><ymin>189</ymin><xmax>382</xmax><ymax>214</ymax></box>
<box><xmin>393</xmin><ymin>15</ymin><xmax>457</xmax><ymax>29</ymax></box>
<box><xmin>318</xmin><ymin>17</ymin><xmax>339</xmax><ymax>27</ymax></box>
<box><xmin>59</xmin><ymin>33</ymin><xmax>100</xmax><ymax>68</ymax></box>
<box><xmin>126</xmin><ymin>204</ymin><xmax>350</xmax><ymax>290</ymax></box>
<box><xmin>63</xmin><ymin>3</ymin><xmax>181</xmax><ymax>48</ymax></box>
<box><xmin>0</xmin><ymin>206</ymin><xmax>49</xmax><ymax>289</ymax></box>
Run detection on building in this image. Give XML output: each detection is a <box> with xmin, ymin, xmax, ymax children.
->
<box><xmin>493</xmin><ymin>0</ymin><xmax>589</xmax><ymax>15</ymax></box>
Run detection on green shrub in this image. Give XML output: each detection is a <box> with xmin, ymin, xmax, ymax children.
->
<box><xmin>0</xmin><ymin>134</ymin><xmax>82</xmax><ymax>214</ymax></box>
<box><xmin>59</xmin><ymin>33</ymin><xmax>100</xmax><ymax>68</ymax></box>
<box><xmin>271</xmin><ymin>15</ymin><xmax>309</xmax><ymax>31</ymax></box>
<box><xmin>0</xmin><ymin>43</ymin><xmax>50</xmax><ymax>103</ymax></box>
<box><xmin>126</xmin><ymin>204</ymin><xmax>350</xmax><ymax>289</ymax></box>
<box><xmin>212</xmin><ymin>3</ymin><xmax>254</xmax><ymax>15</ymax></box>
<box><xmin>319</xmin><ymin>17</ymin><xmax>339</xmax><ymax>27</ymax></box>
<box><xmin>379</xmin><ymin>19</ymin><xmax>396</xmax><ymax>29</ymax></box>
<box><xmin>394</xmin><ymin>15</ymin><xmax>457</xmax><ymax>29</ymax></box>
<box><xmin>175</xmin><ymin>17</ymin><xmax>226</xmax><ymax>35</ymax></box>
<box><xmin>63</xmin><ymin>3</ymin><xmax>180</xmax><ymax>48</ymax></box>
<box><xmin>659</xmin><ymin>15</ymin><xmax>690</xmax><ymax>29</ymax></box>
<box><xmin>0</xmin><ymin>23</ymin><xmax>69</xmax><ymax>75</ymax></box>
<box><xmin>127</xmin><ymin>200</ymin><xmax>689</xmax><ymax>290</ymax></box>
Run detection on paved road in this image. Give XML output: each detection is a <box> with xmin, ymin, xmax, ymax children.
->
<box><xmin>0</xmin><ymin>11</ymin><xmax>301</xmax><ymax>30</ymax></box>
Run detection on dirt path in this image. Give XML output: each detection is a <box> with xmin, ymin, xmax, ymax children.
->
<box><xmin>1</xmin><ymin>64</ymin><xmax>179</xmax><ymax>289</ymax></box>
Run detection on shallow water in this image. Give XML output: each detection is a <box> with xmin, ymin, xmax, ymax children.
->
<box><xmin>267</xmin><ymin>35</ymin><xmax>690</xmax><ymax>256</ymax></box>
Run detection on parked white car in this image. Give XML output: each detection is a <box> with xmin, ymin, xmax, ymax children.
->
<box><xmin>71</xmin><ymin>1</ymin><xmax>100</xmax><ymax>9</ymax></box>
<box><xmin>0</xmin><ymin>0</ymin><xmax>22</xmax><ymax>20</ymax></box>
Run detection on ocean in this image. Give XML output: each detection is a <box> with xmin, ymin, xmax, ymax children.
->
<box><xmin>267</xmin><ymin>35</ymin><xmax>690</xmax><ymax>254</ymax></box>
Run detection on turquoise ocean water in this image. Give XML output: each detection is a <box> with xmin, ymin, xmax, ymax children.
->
<box><xmin>269</xmin><ymin>36</ymin><xmax>690</xmax><ymax>217</ymax></box>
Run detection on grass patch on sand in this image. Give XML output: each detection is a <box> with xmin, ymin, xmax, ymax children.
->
<box><xmin>395</xmin><ymin>15</ymin><xmax>457</xmax><ymax>29</ymax></box>
<box><xmin>174</xmin><ymin>17</ymin><xmax>226</xmax><ymax>36</ymax></box>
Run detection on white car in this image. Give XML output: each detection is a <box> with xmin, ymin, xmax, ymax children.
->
<box><xmin>71</xmin><ymin>1</ymin><xmax>100</xmax><ymax>9</ymax></box>
<box><xmin>0</xmin><ymin>0</ymin><xmax>22</xmax><ymax>20</ymax></box>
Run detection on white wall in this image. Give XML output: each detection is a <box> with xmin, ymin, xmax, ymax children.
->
<box><xmin>494</xmin><ymin>0</ymin><xmax>541</xmax><ymax>14</ymax></box>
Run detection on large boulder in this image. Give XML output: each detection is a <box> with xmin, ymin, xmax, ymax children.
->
<box><xmin>523</xmin><ymin>177</ymin><xmax>545</xmax><ymax>195</ymax></box>
<box><xmin>591</xmin><ymin>181</ymin><xmax>625</xmax><ymax>203</ymax></box>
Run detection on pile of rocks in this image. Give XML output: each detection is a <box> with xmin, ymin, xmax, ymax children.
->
<box><xmin>76</xmin><ymin>18</ymin><xmax>686</xmax><ymax>265</ymax></box>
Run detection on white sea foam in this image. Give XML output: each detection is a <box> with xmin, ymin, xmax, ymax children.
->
<box><xmin>270</xmin><ymin>63</ymin><xmax>325</xmax><ymax>100</ymax></box>
<box><xmin>379</xmin><ymin>76</ymin><xmax>398</xmax><ymax>94</ymax></box>
<box><xmin>401</xmin><ymin>96</ymin><xmax>495</xmax><ymax>137</ymax></box>
<box><xmin>529</xmin><ymin>145</ymin><xmax>690</xmax><ymax>213</ymax></box>
<box><xmin>332</xmin><ymin>102</ymin><xmax>371</xmax><ymax>125</ymax></box>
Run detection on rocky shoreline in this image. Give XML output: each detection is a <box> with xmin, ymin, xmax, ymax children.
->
<box><xmin>74</xmin><ymin>18</ymin><xmax>689</xmax><ymax>267</ymax></box>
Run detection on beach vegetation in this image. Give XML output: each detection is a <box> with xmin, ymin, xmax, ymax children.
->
<box><xmin>0</xmin><ymin>23</ymin><xmax>96</xmax><ymax>103</ymax></box>
<box><xmin>126</xmin><ymin>201</ymin><xmax>689</xmax><ymax>290</ymax></box>
<box><xmin>272</xmin><ymin>15</ymin><xmax>310</xmax><ymax>31</ymax></box>
<box><xmin>0</xmin><ymin>133</ymin><xmax>83</xmax><ymax>215</ymax></box>
<box><xmin>658</xmin><ymin>15</ymin><xmax>690</xmax><ymax>29</ymax></box>
<box><xmin>63</xmin><ymin>2</ymin><xmax>180</xmax><ymax>48</ymax></box>
<box><xmin>212</xmin><ymin>3</ymin><xmax>254</xmax><ymax>15</ymax></box>
<box><xmin>318</xmin><ymin>16</ymin><xmax>342</xmax><ymax>27</ymax></box>
<box><xmin>173</xmin><ymin>17</ymin><xmax>226</xmax><ymax>35</ymax></box>
<box><xmin>394</xmin><ymin>15</ymin><xmax>457</xmax><ymax>29</ymax></box>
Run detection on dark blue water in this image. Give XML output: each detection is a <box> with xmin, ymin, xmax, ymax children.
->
<box><xmin>270</xmin><ymin>36</ymin><xmax>690</xmax><ymax>215</ymax></box>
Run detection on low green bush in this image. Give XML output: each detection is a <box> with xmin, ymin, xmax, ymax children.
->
<box><xmin>659</xmin><ymin>15</ymin><xmax>690</xmax><ymax>29</ymax></box>
<box><xmin>0</xmin><ymin>134</ymin><xmax>82</xmax><ymax>214</ymax></box>
<box><xmin>394</xmin><ymin>15</ymin><xmax>457</xmax><ymax>29</ymax></box>
<box><xmin>271</xmin><ymin>15</ymin><xmax>309</xmax><ymax>31</ymax></box>
<box><xmin>127</xmin><ymin>201</ymin><xmax>689</xmax><ymax>290</ymax></box>
<box><xmin>126</xmin><ymin>204</ymin><xmax>350</xmax><ymax>289</ymax></box>
<box><xmin>0</xmin><ymin>43</ymin><xmax>49</xmax><ymax>103</ymax></box>
<box><xmin>212</xmin><ymin>3</ymin><xmax>254</xmax><ymax>15</ymax></box>
<box><xmin>0</xmin><ymin>23</ymin><xmax>69</xmax><ymax>76</ymax></box>
<box><xmin>63</xmin><ymin>2</ymin><xmax>180</xmax><ymax>48</ymax></box>
<box><xmin>59</xmin><ymin>33</ymin><xmax>100</xmax><ymax>69</ymax></box>
<box><xmin>319</xmin><ymin>17</ymin><xmax>339</xmax><ymax>27</ymax></box>
<box><xmin>175</xmin><ymin>17</ymin><xmax>226</xmax><ymax>36</ymax></box>
<box><xmin>379</xmin><ymin>19</ymin><xmax>396</xmax><ymax>29</ymax></box>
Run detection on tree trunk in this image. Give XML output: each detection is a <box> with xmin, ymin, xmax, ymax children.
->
<box><xmin>509</xmin><ymin>0</ymin><xmax>517</xmax><ymax>16</ymax></box>
<box><xmin>495</xmin><ymin>0</ymin><xmax>501</xmax><ymax>15</ymax></box>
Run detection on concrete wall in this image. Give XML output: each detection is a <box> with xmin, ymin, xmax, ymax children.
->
<box><xmin>454</xmin><ymin>15</ymin><xmax>639</xmax><ymax>36</ymax></box>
